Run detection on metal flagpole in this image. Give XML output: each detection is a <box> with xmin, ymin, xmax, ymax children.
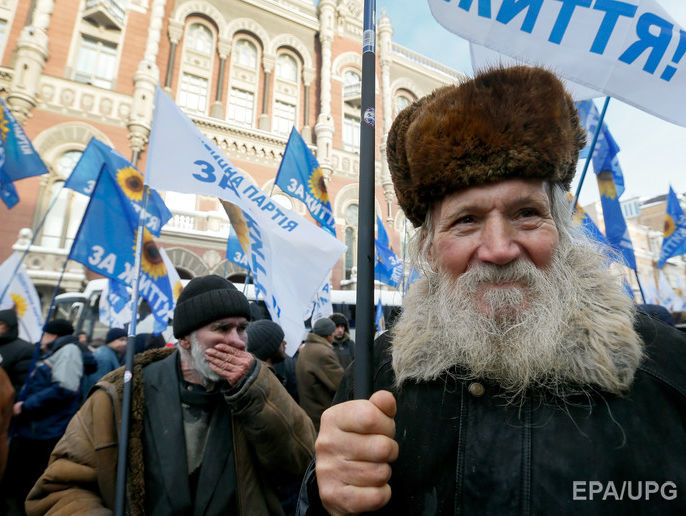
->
<box><xmin>0</xmin><ymin>182</ymin><xmax>68</xmax><ymax>303</ymax></box>
<box><xmin>634</xmin><ymin>270</ymin><xmax>647</xmax><ymax>304</ymax></box>
<box><xmin>114</xmin><ymin>183</ymin><xmax>150</xmax><ymax>516</ymax></box>
<box><xmin>354</xmin><ymin>0</ymin><xmax>376</xmax><ymax>400</ymax></box>
<box><xmin>571</xmin><ymin>96</ymin><xmax>611</xmax><ymax>213</ymax></box>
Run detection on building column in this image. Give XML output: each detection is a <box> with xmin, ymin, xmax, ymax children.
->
<box><xmin>164</xmin><ymin>20</ymin><xmax>183</xmax><ymax>92</ymax></box>
<box><xmin>128</xmin><ymin>0</ymin><xmax>166</xmax><ymax>162</ymax></box>
<box><xmin>7</xmin><ymin>0</ymin><xmax>53</xmax><ymax>122</ymax></box>
<box><xmin>210</xmin><ymin>38</ymin><xmax>231</xmax><ymax>118</ymax></box>
<box><xmin>315</xmin><ymin>0</ymin><xmax>336</xmax><ymax>180</ymax></box>
<box><xmin>258</xmin><ymin>54</ymin><xmax>275</xmax><ymax>131</ymax></box>
<box><xmin>378</xmin><ymin>10</ymin><xmax>395</xmax><ymax>222</ymax></box>
<box><xmin>301</xmin><ymin>67</ymin><xmax>315</xmax><ymax>143</ymax></box>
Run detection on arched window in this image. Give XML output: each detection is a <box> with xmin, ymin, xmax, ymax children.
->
<box><xmin>344</xmin><ymin>203</ymin><xmax>358</xmax><ymax>279</ymax></box>
<box><xmin>40</xmin><ymin>151</ymin><xmax>88</xmax><ymax>249</ymax></box>
<box><xmin>394</xmin><ymin>94</ymin><xmax>413</xmax><ymax>117</ymax></box>
<box><xmin>177</xmin><ymin>20</ymin><xmax>216</xmax><ymax>114</ymax></box>
<box><xmin>276</xmin><ymin>53</ymin><xmax>297</xmax><ymax>82</ymax></box>
<box><xmin>187</xmin><ymin>23</ymin><xmax>213</xmax><ymax>54</ymax></box>
<box><xmin>235</xmin><ymin>39</ymin><xmax>257</xmax><ymax>69</ymax></box>
<box><xmin>342</xmin><ymin>69</ymin><xmax>361</xmax><ymax>153</ymax></box>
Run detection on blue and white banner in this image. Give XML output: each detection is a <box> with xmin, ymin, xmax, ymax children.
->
<box><xmin>66</xmin><ymin>137</ymin><xmax>172</xmax><ymax>236</ymax></box>
<box><xmin>429</xmin><ymin>0</ymin><xmax>686</xmax><ymax>127</ymax></box>
<box><xmin>275</xmin><ymin>128</ymin><xmax>336</xmax><ymax>236</ymax></box>
<box><xmin>309</xmin><ymin>278</ymin><xmax>333</xmax><ymax>323</ymax></box>
<box><xmin>225</xmin><ymin>229</ymin><xmax>249</xmax><ymax>270</ymax></box>
<box><xmin>657</xmin><ymin>270</ymin><xmax>681</xmax><ymax>311</ymax></box>
<box><xmin>657</xmin><ymin>186</ymin><xmax>686</xmax><ymax>267</ymax></box>
<box><xmin>374</xmin><ymin>216</ymin><xmax>402</xmax><ymax>288</ymax></box>
<box><xmin>99</xmin><ymin>278</ymin><xmax>132</xmax><ymax>330</ymax></box>
<box><xmin>69</xmin><ymin>169</ymin><xmax>174</xmax><ymax>335</ymax></box>
<box><xmin>0</xmin><ymin>252</ymin><xmax>44</xmax><ymax>343</ymax></box>
<box><xmin>145</xmin><ymin>86</ymin><xmax>346</xmax><ymax>355</ymax></box>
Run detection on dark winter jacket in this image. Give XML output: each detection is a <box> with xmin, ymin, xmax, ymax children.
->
<box><xmin>0</xmin><ymin>309</ymin><xmax>34</xmax><ymax>393</ymax></box>
<box><xmin>332</xmin><ymin>334</ymin><xmax>354</xmax><ymax>370</ymax></box>
<box><xmin>26</xmin><ymin>347</ymin><xmax>316</xmax><ymax>515</ymax></box>
<box><xmin>14</xmin><ymin>335</ymin><xmax>83</xmax><ymax>441</ymax></box>
<box><xmin>300</xmin><ymin>312</ymin><xmax>686</xmax><ymax>515</ymax></box>
<box><xmin>296</xmin><ymin>333</ymin><xmax>344</xmax><ymax>432</ymax></box>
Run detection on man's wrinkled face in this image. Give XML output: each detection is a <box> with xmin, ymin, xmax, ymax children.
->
<box><xmin>183</xmin><ymin>317</ymin><xmax>249</xmax><ymax>381</ymax></box>
<box><xmin>429</xmin><ymin>179</ymin><xmax>558</xmax><ymax>319</ymax></box>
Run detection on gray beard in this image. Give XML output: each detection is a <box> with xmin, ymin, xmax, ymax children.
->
<box><xmin>391</xmin><ymin>239</ymin><xmax>643</xmax><ymax>399</ymax></box>
<box><xmin>190</xmin><ymin>332</ymin><xmax>222</xmax><ymax>383</ymax></box>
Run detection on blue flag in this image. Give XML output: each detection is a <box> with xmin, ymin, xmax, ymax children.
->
<box><xmin>0</xmin><ymin>97</ymin><xmax>49</xmax><ymax>183</ymax></box>
<box><xmin>274</xmin><ymin>128</ymin><xmax>336</xmax><ymax>236</ymax></box>
<box><xmin>66</xmin><ymin>137</ymin><xmax>171</xmax><ymax>236</ymax></box>
<box><xmin>376</xmin><ymin>215</ymin><xmax>390</xmax><ymax>248</ymax></box>
<box><xmin>0</xmin><ymin>169</ymin><xmax>19</xmax><ymax>209</ymax></box>
<box><xmin>657</xmin><ymin>186</ymin><xmax>686</xmax><ymax>268</ymax></box>
<box><xmin>375</xmin><ymin>298</ymin><xmax>385</xmax><ymax>332</ymax></box>
<box><xmin>571</xmin><ymin>200</ymin><xmax>611</xmax><ymax>248</ymax></box>
<box><xmin>576</xmin><ymin>100</ymin><xmax>625</xmax><ymax>198</ymax></box>
<box><xmin>596</xmin><ymin>171</ymin><xmax>636</xmax><ymax>270</ymax></box>
<box><xmin>69</xmin><ymin>168</ymin><xmax>175</xmax><ymax>334</ymax></box>
<box><xmin>225</xmin><ymin>230</ymin><xmax>249</xmax><ymax>269</ymax></box>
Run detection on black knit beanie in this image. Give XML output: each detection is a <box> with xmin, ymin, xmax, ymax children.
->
<box><xmin>45</xmin><ymin>319</ymin><xmax>75</xmax><ymax>337</ymax></box>
<box><xmin>173</xmin><ymin>275</ymin><xmax>251</xmax><ymax>338</ymax></box>
<box><xmin>247</xmin><ymin>320</ymin><xmax>284</xmax><ymax>361</ymax></box>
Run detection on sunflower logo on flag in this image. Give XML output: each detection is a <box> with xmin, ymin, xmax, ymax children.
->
<box><xmin>222</xmin><ymin>201</ymin><xmax>251</xmax><ymax>254</ymax></box>
<box><xmin>597</xmin><ymin>170</ymin><xmax>617</xmax><ymax>200</ymax></box>
<box><xmin>172</xmin><ymin>280</ymin><xmax>183</xmax><ymax>301</ymax></box>
<box><xmin>10</xmin><ymin>293</ymin><xmax>27</xmax><ymax>319</ymax></box>
<box><xmin>664</xmin><ymin>215</ymin><xmax>676</xmax><ymax>238</ymax></box>
<box><xmin>137</xmin><ymin>229</ymin><xmax>167</xmax><ymax>280</ymax></box>
<box><xmin>116</xmin><ymin>166</ymin><xmax>145</xmax><ymax>202</ymax></box>
<box><xmin>0</xmin><ymin>115</ymin><xmax>9</xmax><ymax>142</ymax></box>
<box><xmin>308</xmin><ymin>167</ymin><xmax>329</xmax><ymax>203</ymax></box>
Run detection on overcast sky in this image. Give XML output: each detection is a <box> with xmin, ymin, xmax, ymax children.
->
<box><xmin>376</xmin><ymin>0</ymin><xmax>686</xmax><ymax>207</ymax></box>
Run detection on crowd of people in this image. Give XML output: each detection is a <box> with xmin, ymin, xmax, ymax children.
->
<box><xmin>0</xmin><ymin>64</ymin><xmax>684</xmax><ymax>514</ymax></box>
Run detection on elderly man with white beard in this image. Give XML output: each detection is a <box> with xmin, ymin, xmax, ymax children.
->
<box><xmin>300</xmin><ymin>66</ymin><xmax>686</xmax><ymax>515</ymax></box>
<box><xmin>26</xmin><ymin>275</ymin><xmax>315</xmax><ymax>515</ymax></box>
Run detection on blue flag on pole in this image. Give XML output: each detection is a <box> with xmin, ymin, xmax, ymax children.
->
<box><xmin>0</xmin><ymin>97</ymin><xmax>49</xmax><ymax>182</ymax></box>
<box><xmin>0</xmin><ymin>97</ymin><xmax>49</xmax><ymax>208</ymax></box>
<box><xmin>274</xmin><ymin>127</ymin><xmax>336</xmax><ymax>236</ymax></box>
<box><xmin>596</xmin><ymin>171</ymin><xmax>636</xmax><ymax>270</ymax></box>
<box><xmin>576</xmin><ymin>100</ymin><xmax>625</xmax><ymax>198</ymax></box>
<box><xmin>657</xmin><ymin>186</ymin><xmax>686</xmax><ymax>268</ymax></box>
<box><xmin>376</xmin><ymin>215</ymin><xmax>389</xmax><ymax>248</ymax></box>
<box><xmin>571</xmin><ymin>198</ymin><xmax>611</xmax><ymax>248</ymax></box>
<box><xmin>69</xmin><ymin>168</ymin><xmax>175</xmax><ymax>334</ymax></box>
<box><xmin>225</xmin><ymin>230</ymin><xmax>249</xmax><ymax>269</ymax></box>
<box><xmin>66</xmin><ymin>137</ymin><xmax>172</xmax><ymax>236</ymax></box>
<box><xmin>375</xmin><ymin>298</ymin><xmax>385</xmax><ymax>333</ymax></box>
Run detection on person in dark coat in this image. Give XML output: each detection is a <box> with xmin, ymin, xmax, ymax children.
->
<box><xmin>0</xmin><ymin>309</ymin><xmax>34</xmax><ymax>394</ymax></box>
<box><xmin>247</xmin><ymin>319</ymin><xmax>298</xmax><ymax>402</ymax></box>
<box><xmin>303</xmin><ymin>66</ymin><xmax>686</xmax><ymax>515</ymax></box>
<box><xmin>328</xmin><ymin>313</ymin><xmax>355</xmax><ymax>370</ymax></box>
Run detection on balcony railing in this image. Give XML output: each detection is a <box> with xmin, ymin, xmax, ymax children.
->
<box><xmin>84</xmin><ymin>0</ymin><xmax>126</xmax><ymax>28</ymax></box>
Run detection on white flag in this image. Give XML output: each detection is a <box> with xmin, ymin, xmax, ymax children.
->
<box><xmin>429</xmin><ymin>0</ymin><xmax>686</xmax><ymax>126</ymax></box>
<box><xmin>657</xmin><ymin>270</ymin><xmax>679</xmax><ymax>311</ymax></box>
<box><xmin>145</xmin><ymin>87</ymin><xmax>346</xmax><ymax>355</ymax></box>
<box><xmin>98</xmin><ymin>278</ymin><xmax>132</xmax><ymax>329</ymax></box>
<box><xmin>310</xmin><ymin>278</ymin><xmax>333</xmax><ymax>323</ymax></box>
<box><xmin>0</xmin><ymin>252</ymin><xmax>44</xmax><ymax>342</ymax></box>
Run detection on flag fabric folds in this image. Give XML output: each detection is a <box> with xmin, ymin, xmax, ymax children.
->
<box><xmin>374</xmin><ymin>217</ymin><xmax>402</xmax><ymax>288</ymax></box>
<box><xmin>309</xmin><ymin>278</ymin><xmax>333</xmax><ymax>323</ymax></box>
<box><xmin>0</xmin><ymin>97</ymin><xmax>49</xmax><ymax>208</ymax></box>
<box><xmin>275</xmin><ymin>127</ymin><xmax>336</xmax><ymax>236</ymax></box>
<box><xmin>657</xmin><ymin>271</ymin><xmax>680</xmax><ymax>311</ymax></box>
<box><xmin>225</xmin><ymin>230</ymin><xmax>249</xmax><ymax>270</ymax></box>
<box><xmin>69</xmin><ymin>168</ymin><xmax>175</xmax><ymax>335</ymax></box>
<box><xmin>595</xmin><ymin>172</ymin><xmax>636</xmax><ymax>271</ymax></box>
<box><xmin>657</xmin><ymin>187</ymin><xmax>686</xmax><ymax>268</ymax></box>
<box><xmin>99</xmin><ymin>278</ymin><xmax>132</xmax><ymax>330</ymax></box>
<box><xmin>576</xmin><ymin>100</ymin><xmax>625</xmax><ymax>198</ymax></box>
<box><xmin>145</xmin><ymin>86</ymin><xmax>346</xmax><ymax>355</ymax></box>
<box><xmin>375</xmin><ymin>298</ymin><xmax>385</xmax><ymax>333</ymax></box>
<box><xmin>572</xmin><ymin>201</ymin><xmax>611</xmax><ymax>248</ymax></box>
<box><xmin>0</xmin><ymin>252</ymin><xmax>44</xmax><ymax>343</ymax></box>
<box><xmin>66</xmin><ymin>137</ymin><xmax>171</xmax><ymax>236</ymax></box>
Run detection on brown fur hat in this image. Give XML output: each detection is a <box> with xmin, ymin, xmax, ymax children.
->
<box><xmin>386</xmin><ymin>65</ymin><xmax>586</xmax><ymax>226</ymax></box>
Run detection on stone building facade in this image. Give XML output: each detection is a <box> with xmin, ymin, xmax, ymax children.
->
<box><xmin>0</xmin><ymin>0</ymin><xmax>464</xmax><ymax>304</ymax></box>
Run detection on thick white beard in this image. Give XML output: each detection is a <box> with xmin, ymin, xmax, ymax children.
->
<box><xmin>190</xmin><ymin>332</ymin><xmax>222</xmax><ymax>383</ymax></box>
<box><xmin>392</xmin><ymin>238</ymin><xmax>643</xmax><ymax>399</ymax></box>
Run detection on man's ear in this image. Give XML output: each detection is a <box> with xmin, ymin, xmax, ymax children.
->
<box><xmin>178</xmin><ymin>336</ymin><xmax>191</xmax><ymax>350</ymax></box>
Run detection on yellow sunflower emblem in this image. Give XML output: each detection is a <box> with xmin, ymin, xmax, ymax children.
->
<box><xmin>664</xmin><ymin>215</ymin><xmax>676</xmax><ymax>238</ymax></box>
<box><xmin>10</xmin><ymin>293</ymin><xmax>27</xmax><ymax>319</ymax></box>
<box><xmin>308</xmin><ymin>167</ymin><xmax>329</xmax><ymax>203</ymax></box>
<box><xmin>116</xmin><ymin>166</ymin><xmax>145</xmax><ymax>202</ymax></box>
<box><xmin>0</xmin><ymin>116</ymin><xmax>9</xmax><ymax>140</ymax></box>
<box><xmin>138</xmin><ymin>229</ymin><xmax>167</xmax><ymax>280</ymax></box>
<box><xmin>173</xmin><ymin>280</ymin><xmax>183</xmax><ymax>301</ymax></box>
<box><xmin>596</xmin><ymin>171</ymin><xmax>617</xmax><ymax>200</ymax></box>
<box><xmin>222</xmin><ymin>201</ymin><xmax>251</xmax><ymax>253</ymax></box>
